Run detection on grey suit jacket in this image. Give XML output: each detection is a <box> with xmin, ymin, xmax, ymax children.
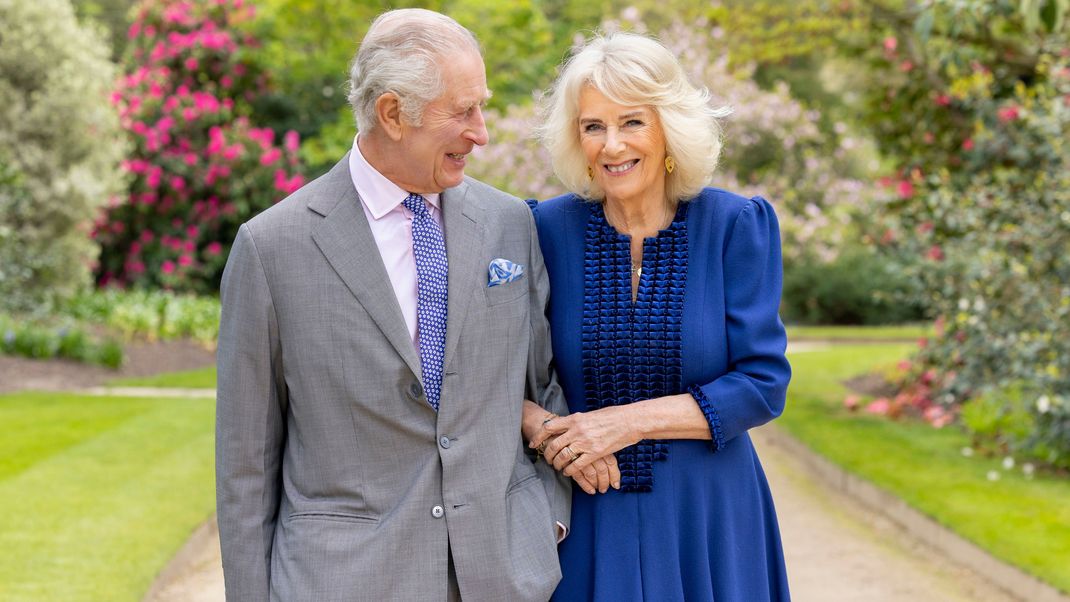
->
<box><xmin>216</xmin><ymin>155</ymin><xmax>571</xmax><ymax>601</ymax></box>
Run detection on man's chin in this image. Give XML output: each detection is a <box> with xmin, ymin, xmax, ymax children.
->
<box><xmin>437</xmin><ymin>172</ymin><xmax>466</xmax><ymax>190</ymax></box>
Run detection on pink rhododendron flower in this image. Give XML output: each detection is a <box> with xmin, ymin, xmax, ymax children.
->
<box><xmin>883</xmin><ymin>37</ymin><xmax>897</xmax><ymax>52</ymax></box>
<box><xmin>260</xmin><ymin>148</ymin><xmax>281</xmax><ymax>165</ymax></box>
<box><xmin>896</xmin><ymin>180</ymin><xmax>914</xmax><ymax>198</ymax></box>
<box><xmin>926</xmin><ymin>245</ymin><xmax>944</xmax><ymax>261</ymax></box>
<box><xmin>178</xmin><ymin>254</ymin><xmax>193</xmax><ymax>267</ymax></box>
<box><xmin>161</xmin><ymin>260</ymin><xmax>175</xmax><ymax>274</ymax></box>
<box><xmin>284</xmin><ymin>130</ymin><xmax>300</xmax><ymax>153</ymax></box>
<box><xmin>997</xmin><ymin>105</ymin><xmax>1020</xmax><ymax>122</ymax></box>
<box><xmin>934</xmin><ymin>93</ymin><xmax>951</xmax><ymax>106</ymax></box>
<box><xmin>899</xmin><ymin>60</ymin><xmax>914</xmax><ymax>72</ymax></box>
<box><xmin>146</xmin><ymin>168</ymin><xmax>162</xmax><ymax>188</ymax></box>
<box><xmin>962</xmin><ymin>138</ymin><xmax>974</xmax><ymax>151</ymax></box>
<box><xmin>866</xmin><ymin>398</ymin><xmax>891</xmax><ymax>415</ymax></box>
<box><xmin>206</xmin><ymin>241</ymin><xmax>223</xmax><ymax>255</ymax></box>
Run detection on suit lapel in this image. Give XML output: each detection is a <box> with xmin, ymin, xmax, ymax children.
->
<box><xmin>309</xmin><ymin>155</ymin><xmax>422</xmax><ymax>380</ymax></box>
<box><xmin>441</xmin><ymin>181</ymin><xmax>483</xmax><ymax>373</ymax></box>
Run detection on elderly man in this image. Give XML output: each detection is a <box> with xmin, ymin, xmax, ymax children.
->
<box><xmin>215</xmin><ymin>9</ymin><xmax>570</xmax><ymax>601</ymax></box>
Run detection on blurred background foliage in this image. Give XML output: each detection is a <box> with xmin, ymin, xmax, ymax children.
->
<box><xmin>2</xmin><ymin>0</ymin><xmax>1068</xmax><ymax>469</ymax></box>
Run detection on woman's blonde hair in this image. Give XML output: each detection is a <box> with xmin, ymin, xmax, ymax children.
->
<box><xmin>538</xmin><ymin>32</ymin><xmax>729</xmax><ymax>203</ymax></box>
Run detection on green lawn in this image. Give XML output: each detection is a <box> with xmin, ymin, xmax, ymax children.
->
<box><xmin>783</xmin><ymin>343</ymin><xmax>1070</xmax><ymax>593</ymax></box>
<box><xmin>108</xmin><ymin>365</ymin><xmax>217</xmax><ymax>389</ymax></box>
<box><xmin>786</xmin><ymin>323</ymin><xmax>931</xmax><ymax>341</ymax></box>
<box><xmin>0</xmin><ymin>392</ymin><xmax>215</xmax><ymax>601</ymax></box>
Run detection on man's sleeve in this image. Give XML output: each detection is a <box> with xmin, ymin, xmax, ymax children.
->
<box><xmin>522</xmin><ymin>209</ymin><xmax>572</xmax><ymax>535</ymax></box>
<box><xmin>216</xmin><ymin>223</ymin><xmax>288</xmax><ymax>600</ymax></box>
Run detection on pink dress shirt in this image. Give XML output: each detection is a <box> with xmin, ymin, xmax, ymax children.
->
<box><xmin>349</xmin><ymin>137</ymin><xmax>442</xmax><ymax>349</ymax></box>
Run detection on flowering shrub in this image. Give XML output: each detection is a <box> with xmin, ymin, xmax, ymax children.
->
<box><xmin>0</xmin><ymin>0</ymin><xmax>126</xmax><ymax>313</ymax></box>
<box><xmin>849</xmin><ymin>0</ymin><xmax>1070</xmax><ymax>468</ymax></box>
<box><xmin>95</xmin><ymin>0</ymin><xmax>304</xmax><ymax>293</ymax></box>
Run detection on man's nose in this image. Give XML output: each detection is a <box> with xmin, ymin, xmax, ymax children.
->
<box><xmin>467</xmin><ymin>107</ymin><xmax>489</xmax><ymax>146</ymax></box>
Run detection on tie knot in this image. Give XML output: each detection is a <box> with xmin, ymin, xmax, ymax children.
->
<box><xmin>403</xmin><ymin>193</ymin><xmax>428</xmax><ymax>218</ymax></box>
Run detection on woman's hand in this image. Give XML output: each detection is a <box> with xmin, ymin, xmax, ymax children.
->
<box><xmin>571</xmin><ymin>453</ymin><xmax>621</xmax><ymax>494</ymax></box>
<box><xmin>523</xmin><ymin>400</ymin><xmax>621</xmax><ymax>493</ymax></box>
<box><xmin>532</xmin><ymin>406</ymin><xmax>641</xmax><ymax>477</ymax></box>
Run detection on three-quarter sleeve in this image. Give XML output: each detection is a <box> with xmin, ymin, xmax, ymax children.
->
<box><xmin>690</xmin><ymin>197</ymin><xmax>791</xmax><ymax>451</ymax></box>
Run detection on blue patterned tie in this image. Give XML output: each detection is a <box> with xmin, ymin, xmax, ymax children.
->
<box><xmin>403</xmin><ymin>193</ymin><xmax>448</xmax><ymax>411</ymax></box>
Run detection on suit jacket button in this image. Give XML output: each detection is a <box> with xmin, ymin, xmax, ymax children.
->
<box><xmin>439</xmin><ymin>436</ymin><xmax>451</xmax><ymax>449</ymax></box>
<box><xmin>409</xmin><ymin>382</ymin><xmax>423</xmax><ymax>399</ymax></box>
<box><xmin>431</xmin><ymin>505</ymin><xmax>444</xmax><ymax>519</ymax></box>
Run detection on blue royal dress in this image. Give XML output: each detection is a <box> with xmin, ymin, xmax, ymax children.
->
<box><xmin>529</xmin><ymin>189</ymin><xmax>792</xmax><ymax>602</ymax></box>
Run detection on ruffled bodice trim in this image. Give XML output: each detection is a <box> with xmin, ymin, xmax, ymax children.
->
<box><xmin>581</xmin><ymin>202</ymin><xmax>688</xmax><ymax>492</ymax></box>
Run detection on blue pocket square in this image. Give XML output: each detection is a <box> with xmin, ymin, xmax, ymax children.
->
<box><xmin>488</xmin><ymin>258</ymin><xmax>525</xmax><ymax>287</ymax></box>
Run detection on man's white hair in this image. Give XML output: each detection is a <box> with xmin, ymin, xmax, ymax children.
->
<box><xmin>348</xmin><ymin>9</ymin><xmax>480</xmax><ymax>133</ymax></box>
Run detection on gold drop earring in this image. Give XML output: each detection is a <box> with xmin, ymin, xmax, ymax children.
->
<box><xmin>665</xmin><ymin>156</ymin><xmax>675</xmax><ymax>174</ymax></box>
<box><xmin>587</xmin><ymin>165</ymin><xmax>594</xmax><ymax>180</ymax></box>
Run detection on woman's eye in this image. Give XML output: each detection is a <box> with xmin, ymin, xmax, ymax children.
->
<box><xmin>583</xmin><ymin>123</ymin><xmax>604</xmax><ymax>133</ymax></box>
<box><xmin>625</xmin><ymin>119</ymin><xmax>643</xmax><ymax>128</ymax></box>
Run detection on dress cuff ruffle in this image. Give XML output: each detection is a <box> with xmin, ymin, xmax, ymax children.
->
<box><xmin>688</xmin><ymin>384</ymin><xmax>725</xmax><ymax>452</ymax></box>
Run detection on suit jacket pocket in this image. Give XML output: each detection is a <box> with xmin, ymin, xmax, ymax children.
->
<box><xmin>504</xmin><ymin>474</ymin><xmax>561</xmax><ymax>598</ymax></box>
<box><xmin>483</xmin><ymin>279</ymin><xmax>528</xmax><ymax>307</ymax></box>
<box><xmin>286</xmin><ymin>511</ymin><xmax>379</xmax><ymax>525</ymax></box>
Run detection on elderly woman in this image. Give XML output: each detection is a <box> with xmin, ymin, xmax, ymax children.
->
<box><xmin>522</xmin><ymin>32</ymin><xmax>791</xmax><ymax>601</ymax></box>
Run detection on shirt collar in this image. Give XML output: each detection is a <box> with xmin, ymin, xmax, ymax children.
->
<box><xmin>349</xmin><ymin>136</ymin><xmax>441</xmax><ymax>220</ymax></box>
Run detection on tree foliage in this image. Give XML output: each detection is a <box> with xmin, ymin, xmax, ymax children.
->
<box><xmin>0</xmin><ymin>0</ymin><xmax>126</xmax><ymax>313</ymax></box>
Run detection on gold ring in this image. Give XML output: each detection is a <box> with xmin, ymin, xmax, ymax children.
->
<box><xmin>536</xmin><ymin>441</ymin><xmax>548</xmax><ymax>455</ymax></box>
<box><xmin>564</xmin><ymin>446</ymin><xmax>579</xmax><ymax>462</ymax></box>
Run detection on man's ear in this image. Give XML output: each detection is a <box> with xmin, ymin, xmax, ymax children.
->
<box><xmin>375</xmin><ymin>92</ymin><xmax>404</xmax><ymax>141</ymax></box>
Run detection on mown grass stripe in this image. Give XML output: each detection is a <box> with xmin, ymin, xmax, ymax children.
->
<box><xmin>0</xmin><ymin>393</ymin><xmax>214</xmax><ymax>601</ymax></box>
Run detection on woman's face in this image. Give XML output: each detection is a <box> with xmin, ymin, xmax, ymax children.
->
<box><xmin>577</xmin><ymin>86</ymin><xmax>667</xmax><ymax>207</ymax></box>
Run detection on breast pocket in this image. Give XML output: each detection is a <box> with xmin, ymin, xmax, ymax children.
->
<box><xmin>483</xmin><ymin>279</ymin><xmax>528</xmax><ymax>307</ymax></box>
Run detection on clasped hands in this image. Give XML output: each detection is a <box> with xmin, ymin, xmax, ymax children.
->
<box><xmin>522</xmin><ymin>400</ymin><xmax>639</xmax><ymax>495</ymax></box>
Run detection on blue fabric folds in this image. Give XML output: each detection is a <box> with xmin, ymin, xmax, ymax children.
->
<box><xmin>581</xmin><ymin>203</ymin><xmax>687</xmax><ymax>491</ymax></box>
